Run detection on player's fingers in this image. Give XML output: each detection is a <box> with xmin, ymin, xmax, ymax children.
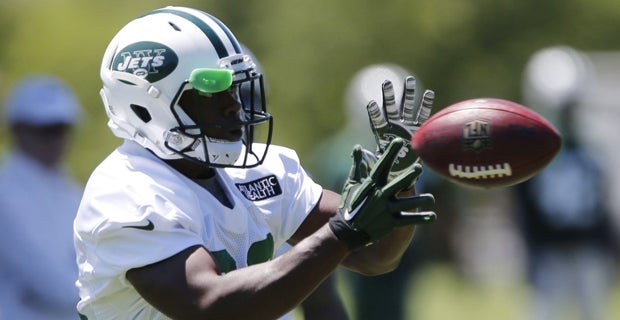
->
<box><xmin>367</xmin><ymin>100</ymin><xmax>388</xmax><ymax>131</ymax></box>
<box><xmin>348</xmin><ymin>145</ymin><xmax>364</xmax><ymax>182</ymax></box>
<box><xmin>382</xmin><ymin>80</ymin><xmax>400</xmax><ymax>123</ymax></box>
<box><xmin>395</xmin><ymin>210</ymin><xmax>437</xmax><ymax>225</ymax></box>
<box><xmin>383</xmin><ymin>163</ymin><xmax>423</xmax><ymax>195</ymax></box>
<box><xmin>416</xmin><ymin>90</ymin><xmax>435</xmax><ymax>125</ymax></box>
<box><xmin>359</xmin><ymin>148</ymin><xmax>378</xmax><ymax>177</ymax></box>
<box><xmin>402</xmin><ymin>76</ymin><xmax>419</xmax><ymax>124</ymax></box>
<box><xmin>370</xmin><ymin>138</ymin><xmax>405</xmax><ymax>182</ymax></box>
<box><xmin>391</xmin><ymin>192</ymin><xmax>435</xmax><ymax>215</ymax></box>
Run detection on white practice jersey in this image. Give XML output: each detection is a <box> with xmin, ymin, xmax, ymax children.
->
<box><xmin>74</xmin><ymin>140</ymin><xmax>323</xmax><ymax>320</ymax></box>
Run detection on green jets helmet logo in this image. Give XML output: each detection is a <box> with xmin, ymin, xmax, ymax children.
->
<box><xmin>113</xmin><ymin>41</ymin><xmax>178</xmax><ymax>82</ymax></box>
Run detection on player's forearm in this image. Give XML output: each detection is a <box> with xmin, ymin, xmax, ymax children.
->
<box><xmin>341</xmin><ymin>224</ymin><xmax>416</xmax><ymax>275</ymax></box>
<box><xmin>195</xmin><ymin>225</ymin><xmax>349</xmax><ymax>320</ymax></box>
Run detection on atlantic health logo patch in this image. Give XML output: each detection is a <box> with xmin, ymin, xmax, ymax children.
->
<box><xmin>235</xmin><ymin>175</ymin><xmax>282</xmax><ymax>201</ymax></box>
<box><xmin>112</xmin><ymin>41</ymin><xmax>178</xmax><ymax>82</ymax></box>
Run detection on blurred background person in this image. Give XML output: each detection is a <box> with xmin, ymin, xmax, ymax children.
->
<box><xmin>241</xmin><ymin>44</ymin><xmax>349</xmax><ymax>320</ymax></box>
<box><xmin>515</xmin><ymin>46</ymin><xmax>619</xmax><ymax>320</ymax></box>
<box><xmin>0</xmin><ymin>75</ymin><xmax>83</xmax><ymax>319</ymax></box>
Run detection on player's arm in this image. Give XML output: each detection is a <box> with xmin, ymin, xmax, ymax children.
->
<box><xmin>126</xmin><ymin>140</ymin><xmax>433</xmax><ymax>319</ymax></box>
<box><xmin>126</xmin><ymin>224</ymin><xmax>349</xmax><ymax>320</ymax></box>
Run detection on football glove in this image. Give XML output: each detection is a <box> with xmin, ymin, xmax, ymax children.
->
<box><xmin>367</xmin><ymin>76</ymin><xmax>435</xmax><ymax>187</ymax></box>
<box><xmin>329</xmin><ymin>138</ymin><xmax>436</xmax><ymax>249</ymax></box>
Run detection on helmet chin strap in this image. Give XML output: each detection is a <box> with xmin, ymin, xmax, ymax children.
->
<box><xmin>164</xmin><ymin>130</ymin><xmax>242</xmax><ymax>166</ymax></box>
<box><xmin>203</xmin><ymin>138</ymin><xmax>243</xmax><ymax>166</ymax></box>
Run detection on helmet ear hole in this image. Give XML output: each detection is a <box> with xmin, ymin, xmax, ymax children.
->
<box><xmin>130</xmin><ymin>104</ymin><xmax>152</xmax><ymax>123</ymax></box>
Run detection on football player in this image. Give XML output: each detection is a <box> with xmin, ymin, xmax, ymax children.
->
<box><xmin>74</xmin><ymin>6</ymin><xmax>436</xmax><ymax>319</ymax></box>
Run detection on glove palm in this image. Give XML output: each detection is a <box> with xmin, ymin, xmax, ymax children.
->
<box><xmin>367</xmin><ymin>76</ymin><xmax>435</xmax><ymax>185</ymax></box>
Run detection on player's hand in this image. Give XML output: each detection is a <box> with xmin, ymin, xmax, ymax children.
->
<box><xmin>356</xmin><ymin>148</ymin><xmax>378</xmax><ymax>181</ymax></box>
<box><xmin>367</xmin><ymin>76</ymin><xmax>435</xmax><ymax>187</ymax></box>
<box><xmin>329</xmin><ymin>138</ymin><xmax>436</xmax><ymax>249</ymax></box>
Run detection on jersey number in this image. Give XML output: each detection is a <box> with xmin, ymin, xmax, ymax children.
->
<box><xmin>210</xmin><ymin>233</ymin><xmax>274</xmax><ymax>273</ymax></box>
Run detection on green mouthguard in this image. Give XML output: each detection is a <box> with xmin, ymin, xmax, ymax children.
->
<box><xmin>189</xmin><ymin>68</ymin><xmax>234</xmax><ymax>95</ymax></box>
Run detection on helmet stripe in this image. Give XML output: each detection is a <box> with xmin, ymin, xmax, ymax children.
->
<box><xmin>197</xmin><ymin>11</ymin><xmax>242</xmax><ymax>54</ymax></box>
<box><xmin>142</xmin><ymin>8</ymin><xmax>239</xmax><ymax>58</ymax></box>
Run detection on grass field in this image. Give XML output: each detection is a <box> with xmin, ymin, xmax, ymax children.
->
<box><xmin>294</xmin><ymin>263</ymin><xmax>620</xmax><ymax>320</ymax></box>
<box><xmin>406</xmin><ymin>264</ymin><xmax>620</xmax><ymax>320</ymax></box>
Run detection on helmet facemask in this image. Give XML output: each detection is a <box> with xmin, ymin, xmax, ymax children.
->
<box><xmin>165</xmin><ymin>55</ymin><xmax>273</xmax><ymax>168</ymax></box>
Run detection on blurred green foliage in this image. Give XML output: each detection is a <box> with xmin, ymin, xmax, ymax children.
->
<box><xmin>2</xmin><ymin>0</ymin><xmax>620</xmax><ymax>182</ymax></box>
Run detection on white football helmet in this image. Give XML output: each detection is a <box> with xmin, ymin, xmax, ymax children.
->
<box><xmin>100</xmin><ymin>6</ymin><xmax>272</xmax><ymax>168</ymax></box>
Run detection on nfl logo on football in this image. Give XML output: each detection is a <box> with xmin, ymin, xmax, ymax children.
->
<box><xmin>462</xmin><ymin>119</ymin><xmax>491</xmax><ymax>153</ymax></box>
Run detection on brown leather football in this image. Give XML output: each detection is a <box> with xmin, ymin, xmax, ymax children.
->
<box><xmin>411</xmin><ymin>98</ymin><xmax>562</xmax><ymax>188</ymax></box>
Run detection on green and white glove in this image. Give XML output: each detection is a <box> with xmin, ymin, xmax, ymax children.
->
<box><xmin>367</xmin><ymin>76</ymin><xmax>435</xmax><ymax>187</ymax></box>
<box><xmin>329</xmin><ymin>138</ymin><xmax>436</xmax><ymax>249</ymax></box>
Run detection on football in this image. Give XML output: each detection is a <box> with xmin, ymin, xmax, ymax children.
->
<box><xmin>410</xmin><ymin>98</ymin><xmax>562</xmax><ymax>188</ymax></box>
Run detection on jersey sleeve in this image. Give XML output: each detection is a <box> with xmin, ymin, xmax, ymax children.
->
<box><xmin>75</xmin><ymin>166</ymin><xmax>205</xmax><ymax>283</ymax></box>
<box><xmin>78</xmin><ymin>207</ymin><xmax>202</xmax><ymax>280</ymax></box>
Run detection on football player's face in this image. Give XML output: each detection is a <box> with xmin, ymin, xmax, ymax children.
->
<box><xmin>178</xmin><ymin>85</ymin><xmax>244</xmax><ymax>142</ymax></box>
